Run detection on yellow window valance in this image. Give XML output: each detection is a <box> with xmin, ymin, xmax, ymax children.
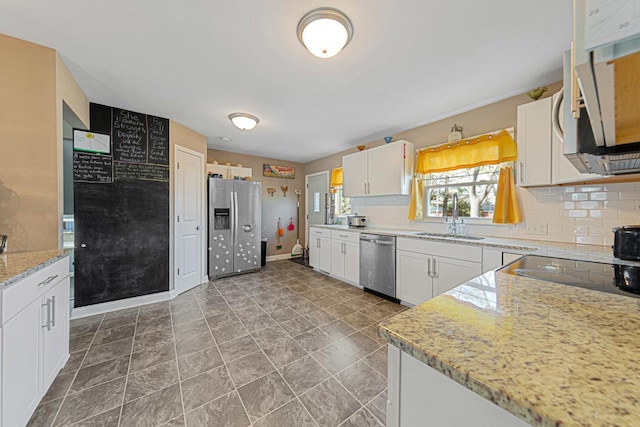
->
<box><xmin>330</xmin><ymin>167</ymin><xmax>343</xmax><ymax>187</ymax></box>
<box><xmin>416</xmin><ymin>129</ymin><xmax>516</xmax><ymax>174</ymax></box>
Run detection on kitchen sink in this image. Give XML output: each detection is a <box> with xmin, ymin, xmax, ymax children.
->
<box><xmin>411</xmin><ymin>232</ymin><xmax>484</xmax><ymax>240</ymax></box>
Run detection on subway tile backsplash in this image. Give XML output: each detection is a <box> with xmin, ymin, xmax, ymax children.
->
<box><xmin>350</xmin><ymin>181</ymin><xmax>640</xmax><ymax>247</ymax></box>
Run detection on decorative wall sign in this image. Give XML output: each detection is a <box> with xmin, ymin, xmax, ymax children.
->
<box><xmin>73</xmin><ymin>130</ymin><xmax>111</xmax><ymax>154</ymax></box>
<box><xmin>263</xmin><ymin>164</ymin><xmax>295</xmax><ymax>179</ymax></box>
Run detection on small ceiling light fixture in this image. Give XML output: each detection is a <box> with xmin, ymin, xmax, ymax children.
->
<box><xmin>228</xmin><ymin>113</ymin><xmax>259</xmax><ymax>131</ymax></box>
<box><xmin>297</xmin><ymin>7</ymin><xmax>353</xmax><ymax>58</ymax></box>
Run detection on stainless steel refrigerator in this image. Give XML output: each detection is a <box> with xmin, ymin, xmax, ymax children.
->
<box><xmin>208</xmin><ymin>178</ymin><xmax>261</xmax><ymax>279</ymax></box>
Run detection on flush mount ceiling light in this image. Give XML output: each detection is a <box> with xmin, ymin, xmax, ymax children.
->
<box><xmin>228</xmin><ymin>113</ymin><xmax>259</xmax><ymax>131</ymax></box>
<box><xmin>297</xmin><ymin>7</ymin><xmax>353</xmax><ymax>58</ymax></box>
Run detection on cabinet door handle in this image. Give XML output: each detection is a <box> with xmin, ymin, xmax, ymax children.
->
<box><xmin>432</xmin><ymin>257</ymin><xmax>439</xmax><ymax>278</ymax></box>
<box><xmin>367</xmin><ymin>182</ymin><xmax>370</xmax><ymax>194</ymax></box>
<box><xmin>41</xmin><ymin>299</ymin><xmax>51</xmax><ymax>331</ymax></box>
<box><xmin>364</xmin><ymin>183</ymin><xmax>367</xmax><ymax>194</ymax></box>
<box><xmin>38</xmin><ymin>274</ymin><xmax>59</xmax><ymax>287</ymax></box>
<box><xmin>427</xmin><ymin>257</ymin><xmax>432</xmax><ymax>277</ymax></box>
<box><xmin>51</xmin><ymin>295</ymin><xmax>56</xmax><ymax>328</ymax></box>
<box><xmin>519</xmin><ymin>162</ymin><xmax>524</xmax><ymax>184</ymax></box>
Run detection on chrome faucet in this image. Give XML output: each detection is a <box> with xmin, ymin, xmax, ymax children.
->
<box><xmin>444</xmin><ymin>193</ymin><xmax>459</xmax><ymax>234</ymax></box>
<box><xmin>452</xmin><ymin>193</ymin><xmax>459</xmax><ymax>224</ymax></box>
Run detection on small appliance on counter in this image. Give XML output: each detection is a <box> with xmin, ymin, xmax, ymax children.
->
<box><xmin>613</xmin><ymin>226</ymin><xmax>640</xmax><ymax>261</ymax></box>
<box><xmin>347</xmin><ymin>214</ymin><xmax>366</xmax><ymax>228</ymax></box>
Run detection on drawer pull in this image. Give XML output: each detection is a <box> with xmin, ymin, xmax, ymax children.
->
<box><xmin>338</xmin><ymin>234</ymin><xmax>348</xmax><ymax>238</ymax></box>
<box><xmin>38</xmin><ymin>274</ymin><xmax>59</xmax><ymax>287</ymax></box>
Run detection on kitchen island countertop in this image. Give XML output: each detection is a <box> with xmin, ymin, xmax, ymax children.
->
<box><xmin>0</xmin><ymin>249</ymin><xmax>69</xmax><ymax>290</ymax></box>
<box><xmin>379</xmin><ymin>270</ymin><xmax>640</xmax><ymax>426</ymax></box>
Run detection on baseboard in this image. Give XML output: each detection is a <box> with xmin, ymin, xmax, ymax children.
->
<box><xmin>71</xmin><ymin>291</ymin><xmax>172</xmax><ymax>319</ymax></box>
<box><xmin>266</xmin><ymin>254</ymin><xmax>296</xmax><ymax>262</ymax></box>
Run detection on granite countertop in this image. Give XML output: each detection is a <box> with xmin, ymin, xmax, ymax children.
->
<box><xmin>311</xmin><ymin>224</ymin><xmax>640</xmax><ymax>267</ymax></box>
<box><xmin>0</xmin><ymin>249</ymin><xmax>70</xmax><ymax>289</ymax></box>
<box><xmin>379</xmin><ymin>270</ymin><xmax>640</xmax><ymax>426</ymax></box>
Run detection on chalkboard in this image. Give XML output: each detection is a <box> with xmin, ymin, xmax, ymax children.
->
<box><xmin>73</xmin><ymin>152</ymin><xmax>113</xmax><ymax>183</ymax></box>
<box><xmin>148</xmin><ymin>115</ymin><xmax>169</xmax><ymax>165</ymax></box>
<box><xmin>112</xmin><ymin>108</ymin><xmax>147</xmax><ymax>163</ymax></box>
<box><xmin>73</xmin><ymin>103</ymin><xmax>170</xmax><ymax>307</ymax></box>
<box><xmin>114</xmin><ymin>162</ymin><xmax>169</xmax><ymax>182</ymax></box>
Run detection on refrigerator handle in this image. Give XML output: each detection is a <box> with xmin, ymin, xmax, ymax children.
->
<box><xmin>233</xmin><ymin>192</ymin><xmax>239</xmax><ymax>246</ymax></box>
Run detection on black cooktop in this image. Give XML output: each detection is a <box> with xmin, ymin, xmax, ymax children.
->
<box><xmin>499</xmin><ymin>255</ymin><xmax>640</xmax><ymax>298</ymax></box>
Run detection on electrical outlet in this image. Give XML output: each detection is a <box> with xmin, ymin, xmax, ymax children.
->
<box><xmin>525</xmin><ymin>223</ymin><xmax>548</xmax><ymax>235</ymax></box>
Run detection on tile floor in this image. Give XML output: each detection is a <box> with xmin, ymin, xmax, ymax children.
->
<box><xmin>27</xmin><ymin>260</ymin><xmax>406</xmax><ymax>427</ymax></box>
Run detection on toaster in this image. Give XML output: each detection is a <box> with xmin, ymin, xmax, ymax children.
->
<box><xmin>347</xmin><ymin>215</ymin><xmax>366</xmax><ymax>228</ymax></box>
<box><xmin>613</xmin><ymin>226</ymin><xmax>640</xmax><ymax>261</ymax></box>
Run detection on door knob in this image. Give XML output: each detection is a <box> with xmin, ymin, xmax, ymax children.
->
<box><xmin>80</xmin><ymin>244</ymin><xmax>87</xmax><ymax>248</ymax></box>
<box><xmin>196</xmin><ymin>225</ymin><xmax>202</xmax><ymax>230</ymax></box>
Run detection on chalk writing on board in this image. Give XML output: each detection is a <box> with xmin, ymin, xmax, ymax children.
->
<box><xmin>114</xmin><ymin>162</ymin><xmax>169</xmax><ymax>182</ymax></box>
<box><xmin>148</xmin><ymin>115</ymin><xmax>169</xmax><ymax>165</ymax></box>
<box><xmin>73</xmin><ymin>152</ymin><xmax>113</xmax><ymax>183</ymax></box>
<box><xmin>112</xmin><ymin>108</ymin><xmax>147</xmax><ymax>163</ymax></box>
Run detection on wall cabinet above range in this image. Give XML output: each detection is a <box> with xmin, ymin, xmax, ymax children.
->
<box><xmin>517</xmin><ymin>96</ymin><xmax>601</xmax><ymax>187</ymax></box>
<box><xmin>342</xmin><ymin>140</ymin><xmax>414</xmax><ymax>197</ymax></box>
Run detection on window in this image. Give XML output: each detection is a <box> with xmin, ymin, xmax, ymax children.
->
<box><xmin>422</xmin><ymin>162</ymin><xmax>511</xmax><ymax>219</ymax></box>
<box><xmin>330</xmin><ymin>187</ymin><xmax>351</xmax><ymax>217</ymax></box>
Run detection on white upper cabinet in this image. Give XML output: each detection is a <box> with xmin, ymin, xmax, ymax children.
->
<box><xmin>342</xmin><ymin>140</ymin><xmax>414</xmax><ymax>197</ymax></box>
<box><xmin>518</xmin><ymin>96</ymin><xmax>601</xmax><ymax>187</ymax></box>
<box><xmin>207</xmin><ymin>164</ymin><xmax>252</xmax><ymax>179</ymax></box>
<box><xmin>342</xmin><ymin>151</ymin><xmax>368</xmax><ymax>197</ymax></box>
<box><xmin>516</xmin><ymin>97</ymin><xmax>553</xmax><ymax>187</ymax></box>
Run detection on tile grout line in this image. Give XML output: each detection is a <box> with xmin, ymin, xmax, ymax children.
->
<box><xmin>169</xmin><ymin>296</ymin><xmax>189</xmax><ymax>427</ymax></box>
<box><xmin>228</xmin><ymin>272</ymin><xmax>321</xmax><ymax>427</ymax></box>
<box><xmin>194</xmin><ymin>285</ymin><xmax>254</xmax><ymax>425</ymax></box>
<box><xmin>116</xmin><ymin>307</ymin><xmax>140</xmax><ymax>427</ymax></box>
<box><xmin>48</xmin><ymin>313</ymin><xmax>106</xmax><ymax>427</ymax></box>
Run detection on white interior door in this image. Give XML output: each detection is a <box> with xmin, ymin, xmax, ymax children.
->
<box><xmin>305</xmin><ymin>172</ymin><xmax>329</xmax><ymax>249</ymax></box>
<box><xmin>175</xmin><ymin>145</ymin><xmax>205</xmax><ymax>294</ymax></box>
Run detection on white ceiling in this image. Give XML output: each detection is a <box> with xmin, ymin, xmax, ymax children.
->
<box><xmin>0</xmin><ymin>0</ymin><xmax>572</xmax><ymax>163</ymax></box>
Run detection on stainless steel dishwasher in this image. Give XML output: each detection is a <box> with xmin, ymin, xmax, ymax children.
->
<box><xmin>359</xmin><ymin>233</ymin><xmax>396</xmax><ymax>299</ymax></box>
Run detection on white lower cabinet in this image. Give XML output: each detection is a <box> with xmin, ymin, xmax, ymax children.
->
<box><xmin>1</xmin><ymin>257</ymin><xmax>70</xmax><ymax>427</ymax></box>
<box><xmin>42</xmin><ymin>279</ymin><xmax>70</xmax><ymax>390</ymax></box>
<box><xmin>2</xmin><ymin>298</ymin><xmax>42</xmax><ymax>427</ymax></box>
<box><xmin>396</xmin><ymin>251</ymin><xmax>432</xmax><ymax>305</ymax></box>
<box><xmin>309</xmin><ymin>227</ymin><xmax>331</xmax><ymax>273</ymax></box>
<box><xmin>387</xmin><ymin>345</ymin><xmax>529</xmax><ymax>427</ymax></box>
<box><xmin>330</xmin><ymin>230</ymin><xmax>360</xmax><ymax>285</ymax></box>
<box><xmin>310</xmin><ymin>227</ymin><xmax>360</xmax><ymax>284</ymax></box>
<box><xmin>396</xmin><ymin>238</ymin><xmax>482</xmax><ymax>306</ymax></box>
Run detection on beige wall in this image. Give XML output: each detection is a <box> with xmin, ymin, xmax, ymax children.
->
<box><xmin>305</xmin><ymin>82</ymin><xmax>563</xmax><ymax>175</ymax></box>
<box><xmin>208</xmin><ymin>149</ymin><xmax>306</xmax><ymax>256</ymax></box>
<box><xmin>0</xmin><ymin>34</ymin><xmax>58</xmax><ymax>252</ymax></box>
<box><xmin>170</xmin><ymin>120</ymin><xmax>208</xmax><ymax>287</ymax></box>
<box><xmin>56</xmin><ymin>54</ymin><xmax>90</xmax><ymax>246</ymax></box>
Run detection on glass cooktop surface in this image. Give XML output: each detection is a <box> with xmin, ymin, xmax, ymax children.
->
<box><xmin>499</xmin><ymin>255</ymin><xmax>640</xmax><ymax>298</ymax></box>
